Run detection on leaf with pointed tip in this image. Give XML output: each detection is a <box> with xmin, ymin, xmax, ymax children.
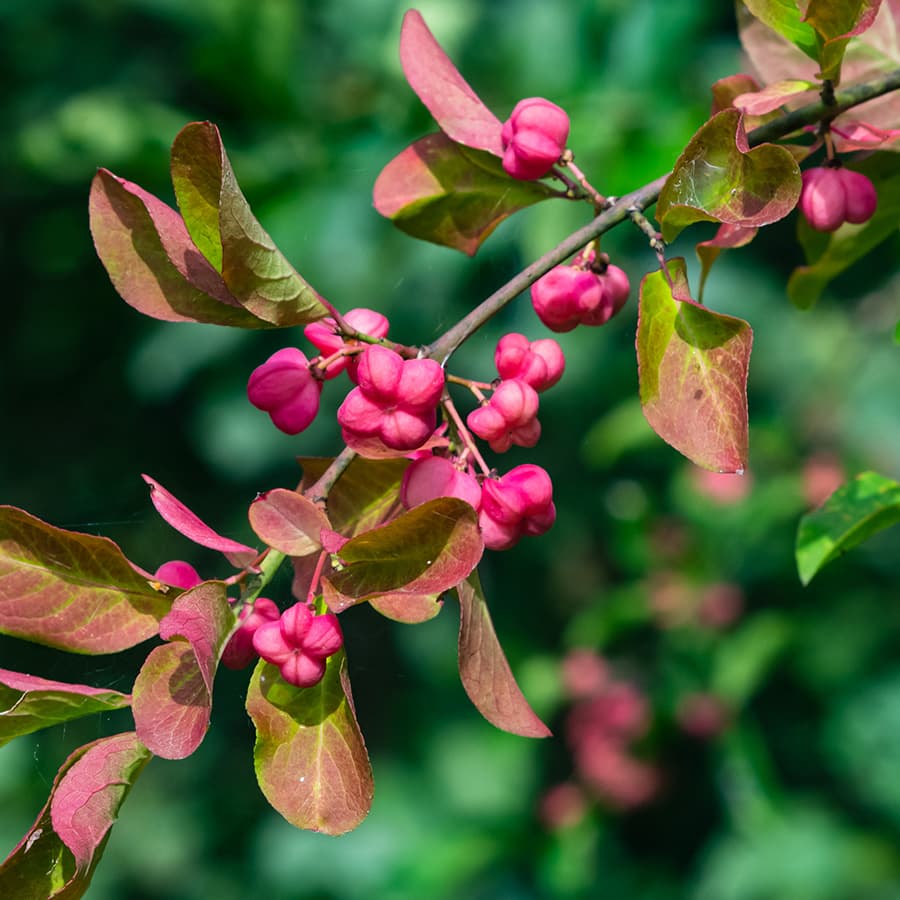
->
<box><xmin>89</xmin><ymin>169</ymin><xmax>269</xmax><ymax>328</ymax></box>
<box><xmin>657</xmin><ymin>108</ymin><xmax>800</xmax><ymax>241</ymax></box>
<box><xmin>170</xmin><ymin>122</ymin><xmax>329</xmax><ymax>326</ymax></box>
<box><xmin>456</xmin><ymin>570</ymin><xmax>550</xmax><ymax>738</ymax></box>
<box><xmin>369</xmin><ymin>592</ymin><xmax>444</xmax><ymax>623</ymax></box>
<box><xmin>0</xmin><ymin>506</ymin><xmax>169</xmax><ymax>654</ymax></box>
<box><xmin>803</xmin><ymin>0</ymin><xmax>884</xmax><ymax>82</ymax></box>
<box><xmin>299</xmin><ymin>456</ymin><xmax>408</xmax><ymax>537</ymax></box>
<box><xmin>696</xmin><ymin>222</ymin><xmax>759</xmax><ymax>300</ymax></box>
<box><xmin>373</xmin><ymin>133</ymin><xmax>558</xmax><ymax>255</ymax></box>
<box><xmin>0</xmin><ymin>733</ymin><xmax>150</xmax><ymax>899</ymax></box>
<box><xmin>788</xmin><ymin>154</ymin><xmax>900</xmax><ymax>308</ymax></box>
<box><xmin>636</xmin><ymin>260</ymin><xmax>752</xmax><ymax>473</ymax></box>
<box><xmin>248</xmin><ymin>489</ymin><xmax>330</xmax><ymax>557</ymax></box>
<box><xmin>142</xmin><ymin>474</ymin><xmax>257</xmax><ymax>568</ymax></box>
<box><xmin>132</xmin><ymin>582</ymin><xmax>233</xmax><ymax>759</ymax></box>
<box><xmin>246</xmin><ymin>653</ymin><xmax>373</xmax><ymax>835</ymax></box>
<box><xmin>796</xmin><ymin>471</ymin><xmax>900</xmax><ymax>585</ymax></box>
<box><xmin>399</xmin><ymin>9</ymin><xmax>503</xmax><ymax>155</ymax></box>
<box><xmin>734</xmin><ymin>78</ymin><xmax>816</xmax><ymax>114</ymax></box>
<box><xmin>740</xmin><ymin>0</ymin><xmax>820</xmax><ymax>59</ymax></box>
<box><xmin>325</xmin><ymin>498</ymin><xmax>483</xmax><ymax>608</ymax></box>
<box><xmin>0</xmin><ymin>670</ymin><xmax>130</xmax><ymax>749</ymax></box>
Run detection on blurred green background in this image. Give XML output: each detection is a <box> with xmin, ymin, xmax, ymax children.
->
<box><xmin>2</xmin><ymin>1</ymin><xmax>899</xmax><ymax>898</ymax></box>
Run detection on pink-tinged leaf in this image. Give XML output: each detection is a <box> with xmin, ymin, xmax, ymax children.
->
<box><xmin>734</xmin><ymin>78</ymin><xmax>816</xmax><ymax>114</ymax></box>
<box><xmin>711</xmin><ymin>73</ymin><xmax>763</xmax><ymax>113</ymax></box>
<box><xmin>0</xmin><ymin>733</ymin><xmax>150</xmax><ymax>898</ymax></box>
<box><xmin>831</xmin><ymin>119</ymin><xmax>900</xmax><ymax>151</ymax></box>
<box><xmin>373</xmin><ymin>133</ymin><xmax>558</xmax><ymax>255</ymax></box>
<box><xmin>803</xmin><ymin>0</ymin><xmax>884</xmax><ymax>81</ymax></box>
<box><xmin>246</xmin><ymin>653</ymin><xmax>373</xmax><ymax>835</ymax></box>
<box><xmin>89</xmin><ymin>169</ymin><xmax>268</xmax><ymax>328</ymax></box>
<box><xmin>0</xmin><ymin>669</ymin><xmax>130</xmax><ymax>749</ymax></box>
<box><xmin>740</xmin><ymin>0</ymin><xmax>820</xmax><ymax>59</ymax></box>
<box><xmin>789</xmin><ymin>154</ymin><xmax>900</xmax><ymax>308</ymax></box>
<box><xmin>326</xmin><ymin>498</ymin><xmax>483</xmax><ymax>608</ymax></box>
<box><xmin>170</xmin><ymin>122</ymin><xmax>329</xmax><ymax>326</ymax></box>
<box><xmin>399</xmin><ymin>9</ymin><xmax>503</xmax><ymax>155</ymax></box>
<box><xmin>636</xmin><ymin>260</ymin><xmax>752</xmax><ymax>473</ymax></box>
<box><xmin>299</xmin><ymin>456</ymin><xmax>408</xmax><ymax>537</ymax></box>
<box><xmin>248</xmin><ymin>489</ymin><xmax>330</xmax><ymax>557</ymax></box>
<box><xmin>0</xmin><ymin>506</ymin><xmax>170</xmax><ymax>654</ymax></box>
<box><xmin>132</xmin><ymin>582</ymin><xmax>233</xmax><ymax>759</ymax></box>
<box><xmin>369</xmin><ymin>592</ymin><xmax>443</xmax><ymax>623</ymax></box>
<box><xmin>656</xmin><ymin>108</ymin><xmax>801</xmax><ymax>241</ymax></box>
<box><xmin>696</xmin><ymin>222</ymin><xmax>760</xmax><ymax>299</ymax></box>
<box><xmin>456</xmin><ymin>570</ymin><xmax>550</xmax><ymax>738</ymax></box>
<box><xmin>291</xmin><ymin>552</ymin><xmax>324</xmax><ymax>603</ymax></box>
<box><xmin>142</xmin><ymin>474</ymin><xmax>257</xmax><ymax>568</ymax></box>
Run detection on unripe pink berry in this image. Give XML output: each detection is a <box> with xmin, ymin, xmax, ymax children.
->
<box><xmin>304</xmin><ymin>308</ymin><xmax>390</xmax><ymax>380</ymax></box>
<box><xmin>837</xmin><ymin>167</ymin><xmax>877</xmax><ymax>224</ymax></box>
<box><xmin>479</xmin><ymin>464</ymin><xmax>555</xmax><ymax>550</ymax></box>
<box><xmin>247</xmin><ymin>347</ymin><xmax>322</xmax><ymax>435</ymax></box>
<box><xmin>495</xmin><ymin>333</ymin><xmax>565</xmax><ymax>392</ymax></box>
<box><xmin>154</xmin><ymin>560</ymin><xmax>202</xmax><ymax>590</ymax></box>
<box><xmin>501</xmin><ymin>97</ymin><xmax>570</xmax><ymax>180</ymax></box>
<box><xmin>799</xmin><ymin>166</ymin><xmax>877</xmax><ymax>232</ymax></box>
<box><xmin>467</xmin><ymin>379</ymin><xmax>541</xmax><ymax>453</ymax></box>
<box><xmin>221</xmin><ymin>597</ymin><xmax>280</xmax><ymax>670</ymax></box>
<box><xmin>530</xmin><ymin>266</ymin><xmax>603</xmax><ymax>332</ymax></box>
<box><xmin>400</xmin><ymin>456</ymin><xmax>482</xmax><ymax>510</ymax></box>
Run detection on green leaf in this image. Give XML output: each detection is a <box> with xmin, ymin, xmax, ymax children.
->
<box><xmin>788</xmin><ymin>154</ymin><xmax>900</xmax><ymax>309</ymax></box>
<box><xmin>248</xmin><ymin>489</ymin><xmax>331</xmax><ymax>557</ymax></box>
<box><xmin>373</xmin><ymin>132</ymin><xmax>559</xmax><ymax>255</ymax></box>
<box><xmin>369</xmin><ymin>592</ymin><xmax>443</xmax><ymax>624</ymax></box>
<box><xmin>656</xmin><ymin>108</ymin><xmax>800</xmax><ymax>242</ymax></box>
<box><xmin>455</xmin><ymin>570</ymin><xmax>551</xmax><ymax>738</ymax></box>
<box><xmin>0</xmin><ymin>733</ymin><xmax>150</xmax><ymax>899</ymax></box>
<box><xmin>0</xmin><ymin>506</ymin><xmax>170</xmax><ymax>653</ymax></box>
<box><xmin>132</xmin><ymin>582</ymin><xmax>233</xmax><ymax>759</ymax></box>
<box><xmin>803</xmin><ymin>0</ymin><xmax>884</xmax><ymax>82</ymax></box>
<box><xmin>324</xmin><ymin>498</ymin><xmax>483</xmax><ymax>608</ymax></box>
<box><xmin>0</xmin><ymin>670</ymin><xmax>130</xmax><ymax>749</ymax></box>
<box><xmin>636</xmin><ymin>260</ymin><xmax>752</xmax><ymax>473</ymax></box>
<box><xmin>89</xmin><ymin>169</ymin><xmax>269</xmax><ymax>328</ymax></box>
<box><xmin>740</xmin><ymin>0</ymin><xmax>820</xmax><ymax>60</ymax></box>
<box><xmin>246</xmin><ymin>653</ymin><xmax>373</xmax><ymax>835</ymax></box>
<box><xmin>170</xmin><ymin>122</ymin><xmax>329</xmax><ymax>326</ymax></box>
<box><xmin>796</xmin><ymin>471</ymin><xmax>900</xmax><ymax>585</ymax></box>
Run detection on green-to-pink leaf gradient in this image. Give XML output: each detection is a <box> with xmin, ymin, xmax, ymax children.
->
<box><xmin>0</xmin><ymin>733</ymin><xmax>150</xmax><ymax>899</ymax></box>
<box><xmin>248</xmin><ymin>489</ymin><xmax>331</xmax><ymax>557</ymax></box>
<box><xmin>0</xmin><ymin>506</ymin><xmax>170</xmax><ymax>653</ymax></box>
<box><xmin>636</xmin><ymin>260</ymin><xmax>752</xmax><ymax>473</ymax></box>
<box><xmin>796</xmin><ymin>471</ymin><xmax>900</xmax><ymax>585</ymax></box>
<box><xmin>0</xmin><ymin>669</ymin><xmax>130</xmax><ymax>748</ymax></box>
<box><xmin>246</xmin><ymin>653</ymin><xmax>373</xmax><ymax>835</ymax></box>
<box><xmin>656</xmin><ymin>108</ymin><xmax>800</xmax><ymax>241</ymax></box>
<box><xmin>373</xmin><ymin>132</ymin><xmax>558</xmax><ymax>255</ymax></box>
<box><xmin>456</xmin><ymin>570</ymin><xmax>551</xmax><ymax>738</ymax></box>
<box><xmin>132</xmin><ymin>582</ymin><xmax>233</xmax><ymax>759</ymax></box>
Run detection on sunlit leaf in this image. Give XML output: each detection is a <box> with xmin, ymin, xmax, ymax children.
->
<box><xmin>373</xmin><ymin>133</ymin><xmax>558</xmax><ymax>255</ymax></box>
<box><xmin>132</xmin><ymin>582</ymin><xmax>233</xmax><ymax>759</ymax></box>
<box><xmin>89</xmin><ymin>169</ymin><xmax>268</xmax><ymax>328</ymax></box>
<box><xmin>734</xmin><ymin>78</ymin><xmax>816</xmax><ymax>114</ymax></box>
<box><xmin>246</xmin><ymin>653</ymin><xmax>373</xmax><ymax>835</ymax></box>
<box><xmin>456</xmin><ymin>570</ymin><xmax>551</xmax><ymax>738</ymax></box>
<box><xmin>803</xmin><ymin>0</ymin><xmax>884</xmax><ymax>82</ymax></box>
<box><xmin>710</xmin><ymin>73</ymin><xmax>780</xmax><ymax>131</ymax></box>
<box><xmin>369</xmin><ymin>592</ymin><xmax>443</xmax><ymax>623</ymax></box>
<box><xmin>796</xmin><ymin>471</ymin><xmax>900</xmax><ymax>585</ymax></box>
<box><xmin>0</xmin><ymin>733</ymin><xmax>150</xmax><ymax>899</ymax></box>
<box><xmin>0</xmin><ymin>670</ymin><xmax>130</xmax><ymax>749</ymax></box>
<box><xmin>324</xmin><ymin>498</ymin><xmax>483</xmax><ymax>609</ymax></box>
<box><xmin>0</xmin><ymin>506</ymin><xmax>169</xmax><ymax>654</ymax></box>
<box><xmin>740</xmin><ymin>0</ymin><xmax>820</xmax><ymax>59</ymax></box>
<box><xmin>636</xmin><ymin>260</ymin><xmax>752</xmax><ymax>473</ymax></box>
<box><xmin>248</xmin><ymin>489</ymin><xmax>330</xmax><ymax>557</ymax></box>
<box><xmin>657</xmin><ymin>108</ymin><xmax>800</xmax><ymax>241</ymax></box>
<box><xmin>398</xmin><ymin>9</ymin><xmax>503</xmax><ymax>155</ymax></box>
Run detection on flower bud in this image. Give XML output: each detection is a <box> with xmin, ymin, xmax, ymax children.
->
<box><xmin>501</xmin><ymin>97</ymin><xmax>570</xmax><ymax>180</ymax></box>
<box><xmin>247</xmin><ymin>347</ymin><xmax>322</xmax><ymax>435</ymax></box>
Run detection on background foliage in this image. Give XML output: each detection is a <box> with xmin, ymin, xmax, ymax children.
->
<box><xmin>1</xmin><ymin>1</ymin><xmax>899</xmax><ymax>897</ymax></box>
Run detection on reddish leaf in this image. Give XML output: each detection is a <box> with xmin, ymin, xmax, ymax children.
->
<box><xmin>369</xmin><ymin>593</ymin><xmax>444</xmax><ymax>623</ymax></box>
<box><xmin>696</xmin><ymin>222</ymin><xmax>759</xmax><ymax>300</ymax></box>
<box><xmin>657</xmin><ymin>108</ymin><xmax>800</xmax><ymax>241</ymax></box>
<box><xmin>399</xmin><ymin>9</ymin><xmax>503</xmax><ymax>155</ymax></box>
<box><xmin>373</xmin><ymin>133</ymin><xmax>558</xmax><ymax>255</ymax></box>
<box><xmin>0</xmin><ymin>506</ymin><xmax>169</xmax><ymax>654</ymax></box>
<box><xmin>325</xmin><ymin>498</ymin><xmax>483</xmax><ymax>608</ymax></box>
<box><xmin>456</xmin><ymin>570</ymin><xmax>551</xmax><ymax>738</ymax></box>
<box><xmin>132</xmin><ymin>582</ymin><xmax>233</xmax><ymax>759</ymax></box>
<box><xmin>734</xmin><ymin>78</ymin><xmax>816</xmax><ymax>114</ymax></box>
<box><xmin>0</xmin><ymin>733</ymin><xmax>150</xmax><ymax>898</ymax></box>
<box><xmin>711</xmin><ymin>73</ymin><xmax>763</xmax><ymax>113</ymax></box>
<box><xmin>248</xmin><ymin>489</ymin><xmax>330</xmax><ymax>556</ymax></box>
<box><xmin>0</xmin><ymin>669</ymin><xmax>130</xmax><ymax>748</ymax></box>
<box><xmin>830</xmin><ymin>118</ymin><xmax>900</xmax><ymax>151</ymax></box>
<box><xmin>89</xmin><ymin>169</ymin><xmax>268</xmax><ymax>328</ymax></box>
<box><xmin>169</xmin><ymin>122</ymin><xmax>329</xmax><ymax>326</ymax></box>
<box><xmin>142</xmin><ymin>474</ymin><xmax>257</xmax><ymax>568</ymax></box>
<box><xmin>246</xmin><ymin>653</ymin><xmax>373</xmax><ymax>835</ymax></box>
<box><xmin>636</xmin><ymin>260</ymin><xmax>752</xmax><ymax>473</ymax></box>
